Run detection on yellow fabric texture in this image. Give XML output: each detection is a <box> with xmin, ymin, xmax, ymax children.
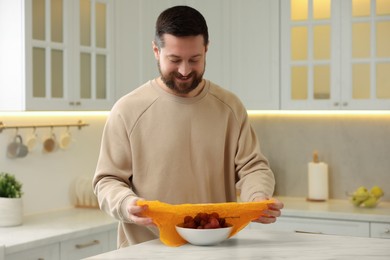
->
<box><xmin>137</xmin><ymin>200</ymin><xmax>274</xmax><ymax>247</ymax></box>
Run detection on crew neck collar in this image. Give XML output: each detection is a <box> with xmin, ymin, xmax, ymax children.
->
<box><xmin>151</xmin><ymin>79</ymin><xmax>209</xmax><ymax>104</ymax></box>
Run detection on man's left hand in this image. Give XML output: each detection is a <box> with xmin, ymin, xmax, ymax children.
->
<box><xmin>252</xmin><ymin>197</ymin><xmax>284</xmax><ymax>224</ymax></box>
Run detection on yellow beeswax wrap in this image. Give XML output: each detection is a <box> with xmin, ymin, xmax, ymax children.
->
<box><xmin>137</xmin><ymin>200</ymin><xmax>274</xmax><ymax>247</ymax></box>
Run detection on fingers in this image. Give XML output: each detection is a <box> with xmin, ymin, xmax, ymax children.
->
<box><xmin>127</xmin><ymin>198</ymin><xmax>154</xmax><ymax>226</ymax></box>
<box><xmin>251</xmin><ymin>197</ymin><xmax>284</xmax><ymax>224</ymax></box>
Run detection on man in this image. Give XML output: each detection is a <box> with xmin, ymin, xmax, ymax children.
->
<box><xmin>93</xmin><ymin>5</ymin><xmax>283</xmax><ymax>248</ymax></box>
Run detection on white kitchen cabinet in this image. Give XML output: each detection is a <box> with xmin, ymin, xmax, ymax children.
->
<box><xmin>60</xmin><ymin>231</ymin><xmax>110</xmax><ymax>260</ymax></box>
<box><xmin>281</xmin><ymin>0</ymin><xmax>390</xmax><ymax>110</ymax></box>
<box><xmin>0</xmin><ymin>0</ymin><xmax>115</xmax><ymax>111</ymax></box>
<box><xmin>114</xmin><ymin>0</ymin><xmax>279</xmax><ymax>110</ymax></box>
<box><xmin>3</xmin><ymin>228</ymin><xmax>117</xmax><ymax>260</ymax></box>
<box><xmin>370</xmin><ymin>222</ymin><xmax>390</xmax><ymax>239</ymax></box>
<box><xmin>108</xmin><ymin>228</ymin><xmax>118</xmax><ymax>250</ymax></box>
<box><xmin>6</xmin><ymin>243</ymin><xmax>60</xmax><ymax>260</ymax></box>
<box><xmin>250</xmin><ymin>216</ymin><xmax>370</xmax><ymax>237</ymax></box>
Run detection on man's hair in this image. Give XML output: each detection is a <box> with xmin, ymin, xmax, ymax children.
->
<box><xmin>154</xmin><ymin>5</ymin><xmax>209</xmax><ymax>49</ymax></box>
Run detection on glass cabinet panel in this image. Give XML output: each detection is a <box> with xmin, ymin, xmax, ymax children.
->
<box><xmin>291</xmin><ymin>66</ymin><xmax>308</xmax><ymax>100</ymax></box>
<box><xmin>80</xmin><ymin>53</ymin><xmax>92</xmax><ymax>99</ymax></box>
<box><xmin>313</xmin><ymin>25</ymin><xmax>330</xmax><ymax>60</ymax></box>
<box><xmin>313</xmin><ymin>0</ymin><xmax>331</xmax><ymax>19</ymax></box>
<box><xmin>377</xmin><ymin>63</ymin><xmax>390</xmax><ymax>98</ymax></box>
<box><xmin>291</xmin><ymin>0</ymin><xmax>308</xmax><ymax>21</ymax></box>
<box><xmin>376</xmin><ymin>0</ymin><xmax>390</xmax><ymax>15</ymax></box>
<box><xmin>32</xmin><ymin>0</ymin><xmax>45</xmax><ymax>40</ymax></box>
<box><xmin>313</xmin><ymin>65</ymin><xmax>330</xmax><ymax>99</ymax></box>
<box><xmin>80</xmin><ymin>0</ymin><xmax>91</xmax><ymax>46</ymax></box>
<box><xmin>352</xmin><ymin>0</ymin><xmax>370</xmax><ymax>17</ymax></box>
<box><xmin>51</xmin><ymin>49</ymin><xmax>63</xmax><ymax>98</ymax></box>
<box><xmin>352</xmin><ymin>23</ymin><xmax>370</xmax><ymax>58</ymax></box>
<box><xmin>51</xmin><ymin>0</ymin><xmax>63</xmax><ymax>42</ymax></box>
<box><xmin>352</xmin><ymin>63</ymin><xmax>370</xmax><ymax>99</ymax></box>
<box><xmin>96</xmin><ymin>54</ymin><xmax>106</xmax><ymax>99</ymax></box>
<box><xmin>96</xmin><ymin>3</ymin><xmax>106</xmax><ymax>48</ymax></box>
<box><xmin>32</xmin><ymin>47</ymin><xmax>46</xmax><ymax>97</ymax></box>
<box><xmin>291</xmin><ymin>27</ymin><xmax>308</xmax><ymax>60</ymax></box>
<box><xmin>376</xmin><ymin>21</ymin><xmax>390</xmax><ymax>58</ymax></box>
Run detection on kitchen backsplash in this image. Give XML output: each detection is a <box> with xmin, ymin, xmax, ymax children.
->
<box><xmin>1</xmin><ymin>112</ymin><xmax>389</xmax><ymax>215</ymax></box>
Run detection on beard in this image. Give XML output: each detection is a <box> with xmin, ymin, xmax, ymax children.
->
<box><xmin>158</xmin><ymin>60</ymin><xmax>205</xmax><ymax>95</ymax></box>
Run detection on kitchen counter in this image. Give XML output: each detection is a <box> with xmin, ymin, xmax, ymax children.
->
<box><xmin>277</xmin><ymin>196</ymin><xmax>390</xmax><ymax>222</ymax></box>
<box><xmin>85</xmin><ymin>228</ymin><xmax>390</xmax><ymax>259</ymax></box>
<box><xmin>0</xmin><ymin>208</ymin><xmax>117</xmax><ymax>255</ymax></box>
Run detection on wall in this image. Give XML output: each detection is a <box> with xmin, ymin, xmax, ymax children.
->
<box><xmin>251</xmin><ymin>112</ymin><xmax>390</xmax><ymax>201</ymax></box>
<box><xmin>0</xmin><ymin>112</ymin><xmax>107</xmax><ymax>215</ymax></box>
<box><xmin>1</xmin><ymin>112</ymin><xmax>389</xmax><ymax>216</ymax></box>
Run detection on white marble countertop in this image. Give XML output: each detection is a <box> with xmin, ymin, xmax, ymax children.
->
<box><xmin>85</xmin><ymin>228</ymin><xmax>390</xmax><ymax>260</ymax></box>
<box><xmin>277</xmin><ymin>196</ymin><xmax>390</xmax><ymax>222</ymax></box>
<box><xmin>0</xmin><ymin>208</ymin><xmax>117</xmax><ymax>254</ymax></box>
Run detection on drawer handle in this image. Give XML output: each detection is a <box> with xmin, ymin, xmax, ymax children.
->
<box><xmin>75</xmin><ymin>239</ymin><xmax>100</xmax><ymax>249</ymax></box>
<box><xmin>295</xmin><ymin>230</ymin><xmax>323</xmax><ymax>235</ymax></box>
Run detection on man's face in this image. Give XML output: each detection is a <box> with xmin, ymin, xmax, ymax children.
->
<box><xmin>153</xmin><ymin>34</ymin><xmax>207</xmax><ymax>95</ymax></box>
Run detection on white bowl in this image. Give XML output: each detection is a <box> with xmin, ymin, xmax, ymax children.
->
<box><xmin>175</xmin><ymin>225</ymin><xmax>233</xmax><ymax>246</ymax></box>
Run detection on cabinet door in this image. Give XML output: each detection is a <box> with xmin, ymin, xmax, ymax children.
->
<box><xmin>24</xmin><ymin>0</ymin><xmax>115</xmax><ymax>111</ymax></box>
<box><xmin>6</xmin><ymin>243</ymin><xmax>60</xmax><ymax>260</ymax></box>
<box><xmin>25</xmin><ymin>0</ymin><xmax>71</xmax><ymax>110</ymax></box>
<box><xmin>370</xmin><ymin>222</ymin><xmax>390</xmax><ymax>239</ymax></box>
<box><xmin>281</xmin><ymin>0</ymin><xmax>341</xmax><ymax>110</ymax></box>
<box><xmin>250</xmin><ymin>216</ymin><xmax>370</xmax><ymax>237</ymax></box>
<box><xmin>340</xmin><ymin>0</ymin><xmax>390</xmax><ymax>110</ymax></box>
<box><xmin>60</xmin><ymin>231</ymin><xmax>109</xmax><ymax>260</ymax></box>
<box><xmin>230</xmin><ymin>0</ymin><xmax>280</xmax><ymax>110</ymax></box>
<box><xmin>73</xmin><ymin>0</ymin><xmax>116</xmax><ymax>110</ymax></box>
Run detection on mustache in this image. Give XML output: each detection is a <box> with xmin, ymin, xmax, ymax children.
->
<box><xmin>174</xmin><ymin>72</ymin><xmax>194</xmax><ymax>79</ymax></box>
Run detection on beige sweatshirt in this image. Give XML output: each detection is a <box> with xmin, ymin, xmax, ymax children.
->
<box><xmin>93</xmin><ymin>79</ymin><xmax>275</xmax><ymax>248</ymax></box>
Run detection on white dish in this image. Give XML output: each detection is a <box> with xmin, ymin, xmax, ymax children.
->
<box><xmin>175</xmin><ymin>225</ymin><xmax>233</xmax><ymax>246</ymax></box>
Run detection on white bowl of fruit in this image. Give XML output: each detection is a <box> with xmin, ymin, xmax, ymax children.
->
<box><xmin>175</xmin><ymin>212</ymin><xmax>233</xmax><ymax>246</ymax></box>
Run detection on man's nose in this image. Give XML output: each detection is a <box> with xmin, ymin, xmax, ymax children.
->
<box><xmin>178</xmin><ymin>62</ymin><xmax>191</xmax><ymax>76</ymax></box>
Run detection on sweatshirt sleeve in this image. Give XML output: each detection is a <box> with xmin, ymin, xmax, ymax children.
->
<box><xmin>235</xmin><ymin>109</ymin><xmax>275</xmax><ymax>202</ymax></box>
<box><xmin>93</xmin><ymin>107</ymin><xmax>137</xmax><ymax>223</ymax></box>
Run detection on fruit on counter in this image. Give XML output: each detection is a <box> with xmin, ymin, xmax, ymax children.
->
<box><xmin>370</xmin><ymin>186</ymin><xmax>384</xmax><ymax>198</ymax></box>
<box><xmin>350</xmin><ymin>185</ymin><xmax>384</xmax><ymax>208</ymax></box>
<box><xmin>181</xmin><ymin>212</ymin><xmax>229</xmax><ymax>229</ymax></box>
<box><xmin>361</xmin><ymin>195</ymin><xmax>378</xmax><ymax>208</ymax></box>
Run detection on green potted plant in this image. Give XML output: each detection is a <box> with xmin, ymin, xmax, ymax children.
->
<box><xmin>0</xmin><ymin>172</ymin><xmax>23</xmax><ymax>226</ymax></box>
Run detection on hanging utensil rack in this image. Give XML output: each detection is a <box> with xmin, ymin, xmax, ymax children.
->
<box><xmin>0</xmin><ymin>120</ymin><xmax>89</xmax><ymax>133</ymax></box>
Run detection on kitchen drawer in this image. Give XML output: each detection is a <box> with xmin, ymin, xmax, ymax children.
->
<box><xmin>6</xmin><ymin>243</ymin><xmax>60</xmax><ymax>260</ymax></box>
<box><xmin>250</xmin><ymin>216</ymin><xmax>370</xmax><ymax>237</ymax></box>
<box><xmin>60</xmin><ymin>231</ymin><xmax>109</xmax><ymax>260</ymax></box>
<box><xmin>370</xmin><ymin>222</ymin><xmax>390</xmax><ymax>239</ymax></box>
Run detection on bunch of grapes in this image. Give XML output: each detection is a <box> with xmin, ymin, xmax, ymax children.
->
<box><xmin>182</xmin><ymin>212</ymin><xmax>229</xmax><ymax>229</ymax></box>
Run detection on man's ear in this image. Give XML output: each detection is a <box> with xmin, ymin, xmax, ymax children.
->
<box><xmin>152</xmin><ymin>41</ymin><xmax>160</xmax><ymax>60</ymax></box>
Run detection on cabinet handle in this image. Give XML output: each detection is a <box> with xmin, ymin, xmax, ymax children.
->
<box><xmin>342</xmin><ymin>102</ymin><xmax>348</xmax><ymax>106</ymax></box>
<box><xmin>333</xmin><ymin>102</ymin><xmax>339</xmax><ymax>106</ymax></box>
<box><xmin>385</xmin><ymin>229</ymin><xmax>390</xmax><ymax>234</ymax></box>
<box><xmin>75</xmin><ymin>239</ymin><xmax>100</xmax><ymax>249</ymax></box>
<box><xmin>38</xmin><ymin>258</ymin><xmax>45</xmax><ymax>260</ymax></box>
<box><xmin>75</xmin><ymin>101</ymin><xmax>81</xmax><ymax>106</ymax></box>
<box><xmin>69</xmin><ymin>101</ymin><xmax>74</xmax><ymax>106</ymax></box>
<box><xmin>295</xmin><ymin>230</ymin><xmax>323</xmax><ymax>235</ymax></box>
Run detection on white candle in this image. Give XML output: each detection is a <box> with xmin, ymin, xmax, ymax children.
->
<box><xmin>308</xmin><ymin>162</ymin><xmax>329</xmax><ymax>201</ymax></box>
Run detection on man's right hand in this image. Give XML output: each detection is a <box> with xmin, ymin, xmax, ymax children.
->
<box><xmin>126</xmin><ymin>197</ymin><xmax>155</xmax><ymax>226</ymax></box>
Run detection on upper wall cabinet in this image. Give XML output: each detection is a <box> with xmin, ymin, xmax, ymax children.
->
<box><xmin>0</xmin><ymin>0</ymin><xmax>115</xmax><ymax>111</ymax></box>
<box><xmin>281</xmin><ymin>0</ymin><xmax>390</xmax><ymax>110</ymax></box>
<box><xmin>114</xmin><ymin>0</ymin><xmax>280</xmax><ymax>110</ymax></box>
